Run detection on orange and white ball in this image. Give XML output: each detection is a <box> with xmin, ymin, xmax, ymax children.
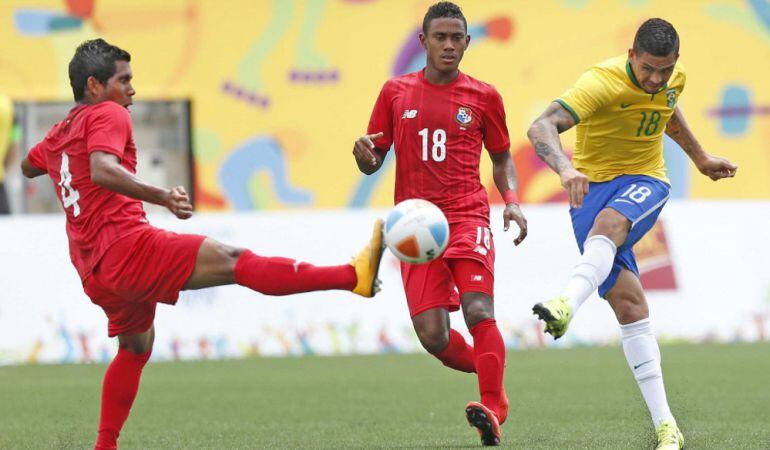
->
<box><xmin>384</xmin><ymin>199</ymin><xmax>449</xmax><ymax>264</ymax></box>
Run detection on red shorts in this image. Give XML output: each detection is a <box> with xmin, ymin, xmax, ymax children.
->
<box><xmin>400</xmin><ymin>222</ymin><xmax>495</xmax><ymax>318</ymax></box>
<box><xmin>82</xmin><ymin>226</ymin><xmax>206</xmax><ymax>337</ymax></box>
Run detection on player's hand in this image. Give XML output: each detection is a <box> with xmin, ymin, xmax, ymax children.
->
<box><xmin>165</xmin><ymin>186</ymin><xmax>193</xmax><ymax>220</ymax></box>
<box><xmin>695</xmin><ymin>154</ymin><xmax>738</xmax><ymax>181</ymax></box>
<box><xmin>503</xmin><ymin>204</ymin><xmax>528</xmax><ymax>246</ymax></box>
<box><xmin>352</xmin><ymin>132</ymin><xmax>383</xmax><ymax>167</ymax></box>
<box><xmin>559</xmin><ymin>168</ymin><xmax>589</xmax><ymax>208</ymax></box>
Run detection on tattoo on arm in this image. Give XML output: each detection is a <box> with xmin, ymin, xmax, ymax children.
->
<box><xmin>665</xmin><ymin>107</ymin><xmax>704</xmax><ymax>162</ymax></box>
<box><xmin>528</xmin><ymin>103</ymin><xmax>577</xmax><ymax>175</ymax></box>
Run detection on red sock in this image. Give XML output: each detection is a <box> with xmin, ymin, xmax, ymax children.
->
<box><xmin>469</xmin><ymin>318</ymin><xmax>505</xmax><ymax>417</ymax></box>
<box><xmin>234</xmin><ymin>250</ymin><xmax>357</xmax><ymax>295</ymax></box>
<box><xmin>94</xmin><ymin>348</ymin><xmax>151</xmax><ymax>450</ymax></box>
<box><xmin>436</xmin><ymin>329</ymin><xmax>476</xmax><ymax>373</ymax></box>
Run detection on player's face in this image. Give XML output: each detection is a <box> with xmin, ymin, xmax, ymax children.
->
<box><xmin>420</xmin><ymin>18</ymin><xmax>470</xmax><ymax>73</ymax></box>
<box><xmin>628</xmin><ymin>49</ymin><xmax>678</xmax><ymax>94</ymax></box>
<box><xmin>95</xmin><ymin>60</ymin><xmax>135</xmax><ymax>108</ymax></box>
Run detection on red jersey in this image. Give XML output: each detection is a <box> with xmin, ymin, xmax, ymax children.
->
<box><xmin>27</xmin><ymin>101</ymin><xmax>150</xmax><ymax>280</ymax></box>
<box><xmin>367</xmin><ymin>70</ymin><xmax>510</xmax><ymax>225</ymax></box>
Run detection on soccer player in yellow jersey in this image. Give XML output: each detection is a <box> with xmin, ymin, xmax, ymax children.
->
<box><xmin>527</xmin><ymin>18</ymin><xmax>736</xmax><ymax>450</ymax></box>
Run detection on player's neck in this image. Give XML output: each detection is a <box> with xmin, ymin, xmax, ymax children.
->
<box><xmin>423</xmin><ymin>66</ymin><xmax>460</xmax><ymax>86</ymax></box>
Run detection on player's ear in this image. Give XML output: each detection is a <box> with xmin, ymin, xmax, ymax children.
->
<box><xmin>86</xmin><ymin>76</ymin><xmax>103</xmax><ymax>99</ymax></box>
<box><xmin>419</xmin><ymin>32</ymin><xmax>427</xmax><ymax>50</ymax></box>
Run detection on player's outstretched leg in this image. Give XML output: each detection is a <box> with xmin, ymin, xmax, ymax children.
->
<box><xmin>534</xmin><ymin>208</ymin><xmax>621</xmax><ymax>338</ymax></box>
<box><xmin>234</xmin><ymin>219</ymin><xmax>384</xmax><ymax>297</ymax></box>
<box><xmin>186</xmin><ymin>219</ymin><xmax>385</xmax><ymax>297</ymax></box>
<box><xmin>94</xmin><ymin>327</ymin><xmax>154</xmax><ymax>450</ymax></box>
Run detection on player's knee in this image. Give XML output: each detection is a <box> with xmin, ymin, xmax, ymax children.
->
<box><xmin>462</xmin><ymin>294</ymin><xmax>494</xmax><ymax>328</ymax></box>
<box><xmin>210</xmin><ymin>243</ymin><xmax>245</xmax><ymax>269</ymax></box>
<box><xmin>611</xmin><ymin>292</ymin><xmax>648</xmax><ymax>324</ymax></box>
<box><xmin>591</xmin><ymin>210</ymin><xmax>630</xmax><ymax>244</ymax></box>
<box><xmin>415</xmin><ymin>325</ymin><xmax>450</xmax><ymax>355</ymax></box>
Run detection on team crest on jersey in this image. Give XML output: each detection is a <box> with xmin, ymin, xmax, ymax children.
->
<box><xmin>666</xmin><ymin>89</ymin><xmax>677</xmax><ymax>109</ymax></box>
<box><xmin>455</xmin><ymin>106</ymin><xmax>473</xmax><ymax>127</ymax></box>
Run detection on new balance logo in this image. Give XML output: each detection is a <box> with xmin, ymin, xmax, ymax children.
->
<box><xmin>473</xmin><ymin>246</ymin><xmax>488</xmax><ymax>256</ymax></box>
<box><xmin>471</xmin><ymin>275</ymin><xmax>484</xmax><ymax>282</ymax></box>
<box><xmin>402</xmin><ymin>109</ymin><xmax>418</xmax><ymax>119</ymax></box>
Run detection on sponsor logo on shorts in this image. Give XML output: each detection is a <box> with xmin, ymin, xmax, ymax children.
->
<box><xmin>473</xmin><ymin>245</ymin><xmax>488</xmax><ymax>256</ymax></box>
<box><xmin>471</xmin><ymin>274</ymin><xmax>484</xmax><ymax>282</ymax></box>
<box><xmin>402</xmin><ymin>109</ymin><xmax>418</xmax><ymax>119</ymax></box>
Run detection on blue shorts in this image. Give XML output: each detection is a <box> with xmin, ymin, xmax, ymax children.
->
<box><xmin>570</xmin><ymin>174</ymin><xmax>671</xmax><ymax>298</ymax></box>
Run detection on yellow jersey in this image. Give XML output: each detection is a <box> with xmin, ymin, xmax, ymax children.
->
<box><xmin>0</xmin><ymin>94</ymin><xmax>13</xmax><ymax>182</ymax></box>
<box><xmin>556</xmin><ymin>55</ymin><xmax>686</xmax><ymax>184</ymax></box>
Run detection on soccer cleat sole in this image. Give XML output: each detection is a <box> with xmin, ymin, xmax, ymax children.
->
<box><xmin>465</xmin><ymin>405</ymin><xmax>500</xmax><ymax>446</ymax></box>
<box><xmin>532</xmin><ymin>303</ymin><xmax>560</xmax><ymax>339</ymax></box>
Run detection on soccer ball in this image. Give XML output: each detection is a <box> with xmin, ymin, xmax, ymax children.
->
<box><xmin>384</xmin><ymin>199</ymin><xmax>449</xmax><ymax>264</ymax></box>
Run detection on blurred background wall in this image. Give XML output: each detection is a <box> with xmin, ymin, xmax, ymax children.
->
<box><xmin>1</xmin><ymin>0</ymin><xmax>768</xmax><ymax>210</ymax></box>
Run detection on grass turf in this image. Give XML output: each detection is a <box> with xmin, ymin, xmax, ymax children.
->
<box><xmin>1</xmin><ymin>342</ymin><xmax>768</xmax><ymax>449</ymax></box>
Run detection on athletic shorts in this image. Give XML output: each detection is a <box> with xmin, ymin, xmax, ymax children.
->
<box><xmin>400</xmin><ymin>222</ymin><xmax>495</xmax><ymax>318</ymax></box>
<box><xmin>82</xmin><ymin>226</ymin><xmax>206</xmax><ymax>337</ymax></box>
<box><xmin>570</xmin><ymin>174</ymin><xmax>670</xmax><ymax>297</ymax></box>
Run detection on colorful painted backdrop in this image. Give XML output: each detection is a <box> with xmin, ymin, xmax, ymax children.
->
<box><xmin>1</xmin><ymin>0</ymin><xmax>768</xmax><ymax>210</ymax></box>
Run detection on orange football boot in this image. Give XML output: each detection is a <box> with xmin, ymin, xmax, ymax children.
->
<box><xmin>465</xmin><ymin>401</ymin><xmax>501</xmax><ymax>446</ymax></box>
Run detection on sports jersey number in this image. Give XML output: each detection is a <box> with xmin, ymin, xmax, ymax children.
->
<box><xmin>58</xmin><ymin>153</ymin><xmax>81</xmax><ymax>217</ymax></box>
<box><xmin>635</xmin><ymin>111</ymin><xmax>661</xmax><ymax>137</ymax></box>
<box><xmin>418</xmin><ymin>128</ymin><xmax>446</xmax><ymax>162</ymax></box>
<box><xmin>620</xmin><ymin>184</ymin><xmax>652</xmax><ymax>203</ymax></box>
<box><xmin>476</xmin><ymin>226</ymin><xmax>491</xmax><ymax>249</ymax></box>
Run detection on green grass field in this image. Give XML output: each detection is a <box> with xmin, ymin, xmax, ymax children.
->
<box><xmin>1</xmin><ymin>342</ymin><xmax>769</xmax><ymax>449</ymax></box>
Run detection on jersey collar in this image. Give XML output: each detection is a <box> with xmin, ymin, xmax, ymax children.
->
<box><xmin>419</xmin><ymin>68</ymin><xmax>465</xmax><ymax>88</ymax></box>
<box><xmin>626</xmin><ymin>59</ymin><xmax>668</xmax><ymax>93</ymax></box>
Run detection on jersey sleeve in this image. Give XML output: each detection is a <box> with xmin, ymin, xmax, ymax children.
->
<box><xmin>86</xmin><ymin>102</ymin><xmax>132</xmax><ymax>160</ymax></box>
<box><xmin>482</xmin><ymin>86</ymin><xmax>510</xmax><ymax>153</ymax></box>
<box><xmin>367</xmin><ymin>81</ymin><xmax>395</xmax><ymax>150</ymax></box>
<box><xmin>557</xmin><ymin>68</ymin><xmax>618</xmax><ymax>123</ymax></box>
<box><xmin>27</xmin><ymin>140</ymin><xmax>49</xmax><ymax>172</ymax></box>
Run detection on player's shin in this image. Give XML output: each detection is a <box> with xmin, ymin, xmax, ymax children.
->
<box><xmin>620</xmin><ymin>318</ymin><xmax>675</xmax><ymax>428</ymax></box>
<box><xmin>94</xmin><ymin>348</ymin><xmax>151</xmax><ymax>450</ymax></box>
<box><xmin>469</xmin><ymin>319</ymin><xmax>505</xmax><ymax>417</ymax></box>
<box><xmin>233</xmin><ymin>250</ymin><xmax>357</xmax><ymax>295</ymax></box>
<box><xmin>563</xmin><ymin>235</ymin><xmax>616</xmax><ymax>316</ymax></box>
<box><xmin>436</xmin><ymin>329</ymin><xmax>476</xmax><ymax>373</ymax></box>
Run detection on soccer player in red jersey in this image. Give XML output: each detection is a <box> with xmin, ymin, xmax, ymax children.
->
<box><xmin>20</xmin><ymin>39</ymin><xmax>385</xmax><ymax>450</ymax></box>
<box><xmin>352</xmin><ymin>2</ymin><xmax>527</xmax><ymax>446</ymax></box>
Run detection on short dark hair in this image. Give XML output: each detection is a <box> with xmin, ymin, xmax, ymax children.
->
<box><xmin>422</xmin><ymin>1</ymin><xmax>467</xmax><ymax>35</ymax></box>
<box><xmin>633</xmin><ymin>18</ymin><xmax>679</xmax><ymax>57</ymax></box>
<box><xmin>69</xmin><ymin>39</ymin><xmax>131</xmax><ymax>102</ymax></box>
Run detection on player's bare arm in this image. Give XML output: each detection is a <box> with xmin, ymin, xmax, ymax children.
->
<box><xmin>527</xmin><ymin>102</ymin><xmax>590</xmax><ymax>208</ymax></box>
<box><xmin>665</xmin><ymin>106</ymin><xmax>737</xmax><ymax>181</ymax></box>
<box><xmin>20</xmin><ymin>157</ymin><xmax>46</xmax><ymax>178</ymax></box>
<box><xmin>489</xmin><ymin>150</ymin><xmax>527</xmax><ymax>245</ymax></box>
<box><xmin>352</xmin><ymin>132</ymin><xmax>386</xmax><ymax>175</ymax></box>
<box><xmin>90</xmin><ymin>151</ymin><xmax>193</xmax><ymax>219</ymax></box>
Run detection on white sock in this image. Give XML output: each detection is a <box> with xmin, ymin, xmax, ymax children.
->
<box><xmin>620</xmin><ymin>318</ymin><xmax>675</xmax><ymax>428</ymax></box>
<box><xmin>562</xmin><ymin>235</ymin><xmax>616</xmax><ymax>316</ymax></box>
